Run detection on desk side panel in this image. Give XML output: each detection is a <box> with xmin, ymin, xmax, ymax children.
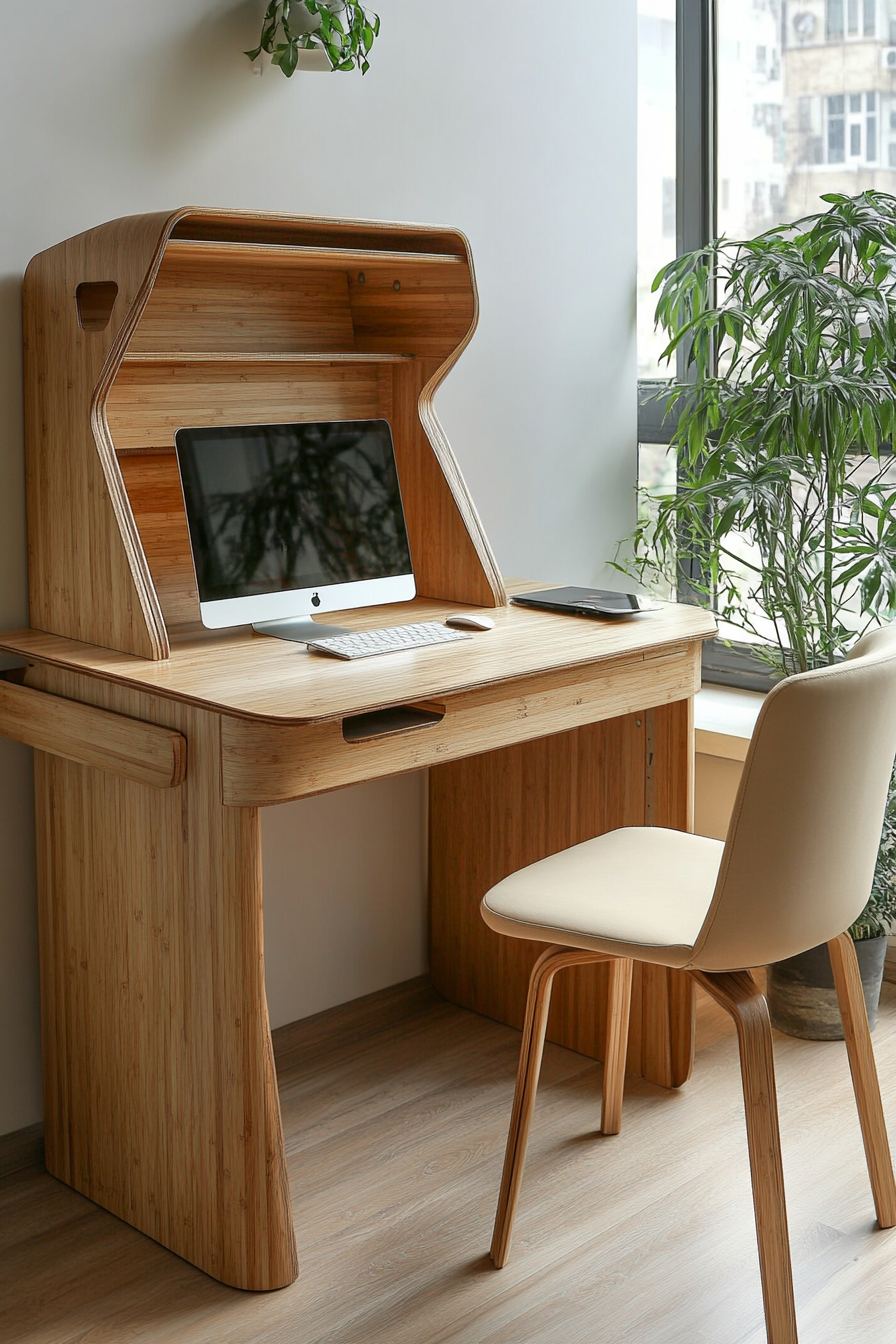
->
<box><xmin>24</xmin><ymin>216</ymin><xmax>176</xmax><ymax>659</ymax></box>
<box><xmin>32</xmin><ymin>667</ymin><xmax>296</xmax><ymax>1290</ymax></box>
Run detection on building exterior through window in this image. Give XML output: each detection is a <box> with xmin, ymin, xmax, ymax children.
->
<box><xmin>637</xmin><ymin>0</ymin><xmax>896</xmax><ymax>685</ymax></box>
<box><xmin>639</xmin><ymin>0</ymin><xmax>896</xmax><ymax>382</ymax></box>
<box><xmin>721</xmin><ymin>0</ymin><xmax>896</xmax><ymax>236</ymax></box>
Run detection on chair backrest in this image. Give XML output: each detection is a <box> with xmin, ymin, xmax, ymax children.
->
<box><xmin>689</xmin><ymin>624</ymin><xmax>896</xmax><ymax>972</ymax></box>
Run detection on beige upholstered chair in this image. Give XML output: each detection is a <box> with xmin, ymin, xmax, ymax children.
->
<box><xmin>481</xmin><ymin>624</ymin><xmax>896</xmax><ymax>1344</ymax></box>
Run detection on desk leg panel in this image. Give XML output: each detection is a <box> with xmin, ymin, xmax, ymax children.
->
<box><xmin>33</xmin><ymin>700</ymin><xmax>297</xmax><ymax>1290</ymax></box>
<box><xmin>429</xmin><ymin>702</ymin><xmax>695</xmax><ymax>1084</ymax></box>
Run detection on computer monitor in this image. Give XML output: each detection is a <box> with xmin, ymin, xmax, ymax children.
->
<box><xmin>174</xmin><ymin>418</ymin><xmax>416</xmax><ymax>641</ymax></box>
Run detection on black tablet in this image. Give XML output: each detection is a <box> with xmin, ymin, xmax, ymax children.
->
<box><xmin>511</xmin><ymin>587</ymin><xmax>661</xmax><ymax>617</ymax></box>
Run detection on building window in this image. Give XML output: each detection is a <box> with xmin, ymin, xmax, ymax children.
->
<box><xmin>867</xmin><ymin>90</ymin><xmax>878</xmax><ymax>159</ymax></box>
<box><xmin>820</xmin><ymin>92</ymin><xmax>879</xmax><ymax>164</ymax></box>
<box><xmin>828</xmin><ymin>94</ymin><xmax>846</xmax><ymax>161</ymax></box>
<box><xmin>661</xmin><ymin>177</ymin><xmax>676</xmax><ymax>237</ymax></box>
<box><xmin>829</xmin><ymin>0</ymin><xmax>877</xmax><ymax>39</ymax></box>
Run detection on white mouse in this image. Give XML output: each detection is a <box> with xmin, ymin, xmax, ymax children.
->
<box><xmin>445</xmin><ymin>612</ymin><xmax>496</xmax><ymax>632</ymax></box>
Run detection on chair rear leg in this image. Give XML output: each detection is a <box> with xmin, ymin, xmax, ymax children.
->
<box><xmin>491</xmin><ymin>945</ymin><xmax>609</xmax><ymax>1268</ymax></box>
<box><xmin>693</xmin><ymin>969</ymin><xmax>798</xmax><ymax>1344</ymax></box>
<box><xmin>601</xmin><ymin>958</ymin><xmax>633</xmax><ymax>1135</ymax></box>
<box><xmin>828</xmin><ymin>932</ymin><xmax>896</xmax><ymax>1228</ymax></box>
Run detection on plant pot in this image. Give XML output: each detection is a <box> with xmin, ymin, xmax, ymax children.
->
<box><xmin>766</xmin><ymin>935</ymin><xmax>888</xmax><ymax>1040</ymax></box>
<box><xmin>250</xmin><ymin>45</ymin><xmax>332</xmax><ymax>75</ymax></box>
<box><xmin>292</xmin><ymin>47</ymin><xmax>332</xmax><ymax>70</ymax></box>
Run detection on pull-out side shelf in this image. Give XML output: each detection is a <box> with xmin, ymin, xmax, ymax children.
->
<box><xmin>0</xmin><ymin>678</ymin><xmax>186</xmax><ymax>789</ymax></box>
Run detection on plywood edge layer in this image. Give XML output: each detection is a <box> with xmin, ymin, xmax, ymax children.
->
<box><xmin>23</xmin><ymin>209</ymin><xmax>192</xmax><ymax>662</ymax></box>
<box><xmin>0</xmin><ymin>679</ymin><xmax>186</xmax><ymax>788</ymax></box>
<box><xmin>414</xmin><ymin>233</ymin><xmax>506</xmax><ymax>608</ymax></box>
<box><xmin>162</xmin><ymin>240</ymin><xmax>465</xmax><ymax>267</ymax></box>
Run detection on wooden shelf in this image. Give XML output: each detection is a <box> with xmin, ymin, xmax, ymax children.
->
<box><xmin>23</xmin><ymin>205</ymin><xmax>503</xmax><ymax>660</ymax></box>
<box><xmin>163</xmin><ymin>239</ymin><xmax>465</xmax><ymax>269</ymax></box>
<box><xmin>122</xmin><ymin>351</ymin><xmax>416</xmax><ymax>364</ymax></box>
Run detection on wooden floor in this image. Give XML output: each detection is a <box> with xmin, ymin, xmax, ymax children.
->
<box><xmin>3</xmin><ymin>976</ymin><xmax>896</xmax><ymax>1344</ymax></box>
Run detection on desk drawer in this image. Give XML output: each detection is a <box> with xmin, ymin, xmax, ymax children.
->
<box><xmin>221</xmin><ymin>642</ymin><xmax>701</xmax><ymax>806</ymax></box>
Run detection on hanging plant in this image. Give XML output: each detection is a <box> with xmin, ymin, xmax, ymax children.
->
<box><xmin>246</xmin><ymin>0</ymin><xmax>380</xmax><ymax>76</ymax></box>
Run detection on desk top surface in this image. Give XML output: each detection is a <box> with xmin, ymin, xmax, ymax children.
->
<box><xmin>0</xmin><ymin>586</ymin><xmax>716</xmax><ymax>725</ymax></box>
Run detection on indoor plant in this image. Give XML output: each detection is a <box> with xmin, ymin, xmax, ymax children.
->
<box><xmin>619</xmin><ymin>190</ymin><xmax>896</xmax><ymax>1036</ymax></box>
<box><xmin>246</xmin><ymin>0</ymin><xmax>380</xmax><ymax>76</ymax></box>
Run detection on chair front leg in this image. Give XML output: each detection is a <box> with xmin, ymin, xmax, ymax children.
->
<box><xmin>601</xmin><ymin>957</ymin><xmax>633</xmax><ymax>1135</ymax></box>
<box><xmin>692</xmin><ymin>969</ymin><xmax>798</xmax><ymax>1344</ymax></box>
<box><xmin>828</xmin><ymin>932</ymin><xmax>896</xmax><ymax>1228</ymax></box>
<box><xmin>491</xmin><ymin>945</ymin><xmax>610</xmax><ymax>1268</ymax></box>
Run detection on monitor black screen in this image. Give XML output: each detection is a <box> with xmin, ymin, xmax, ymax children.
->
<box><xmin>174</xmin><ymin>419</ymin><xmax>413</xmax><ymax>605</ymax></box>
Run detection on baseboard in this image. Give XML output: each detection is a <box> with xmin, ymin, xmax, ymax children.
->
<box><xmin>0</xmin><ymin>1123</ymin><xmax>44</xmax><ymax>1180</ymax></box>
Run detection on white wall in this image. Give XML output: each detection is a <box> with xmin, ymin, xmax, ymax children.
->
<box><xmin>0</xmin><ymin>0</ymin><xmax>637</xmax><ymax>1135</ymax></box>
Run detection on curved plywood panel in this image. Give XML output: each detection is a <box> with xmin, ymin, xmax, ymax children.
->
<box><xmin>24</xmin><ymin>210</ymin><xmax>181</xmax><ymax>659</ymax></box>
<box><xmin>25</xmin><ymin>208</ymin><xmax>506</xmax><ymax>660</ymax></box>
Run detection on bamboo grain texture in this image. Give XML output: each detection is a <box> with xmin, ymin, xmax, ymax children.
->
<box><xmin>23</xmin><ymin>206</ymin><xmax>506</xmax><ymax>665</ymax></box>
<box><xmin>29</xmin><ymin>663</ymin><xmax>296</xmax><ymax>1291</ymax></box>
<box><xmin>0</xmin><ymin>678</ymin><xmax>185</xmax><ymax>788</ymax></box>
<box><xmin>0</xmin><ymin>598</ymin><xmax>713</xmax><ymax>726</ymax></box>
<box><xmin>14</xmin><ymin>205</ymin><xmax>717</xmax><ymax>1295</ymax></box>
<box><xmin>429</xmin><ymin>695</ymin><xmax>697</xmax><ymax>1082</ymax></box>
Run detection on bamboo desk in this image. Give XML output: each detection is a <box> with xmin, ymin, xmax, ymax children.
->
<box><xmin>0</xmin><ymin>594</ymin><xmax>713</xmax><ymax>1291</ymax></box>
<box><xmin>8</xmin><ymin>206</ymin><xmax>715</xmax><ymax>1290</ymax></box>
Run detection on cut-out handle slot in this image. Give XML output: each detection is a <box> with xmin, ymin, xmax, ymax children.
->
<box><xmin>342</xmin><ymin>702</ymin><xmax>445</xmax><ymax>743</ymax></box>
<box><xmin>76</xmin><ymin>281</ymin><xmax>118</xmax><ymax>332</ymax></box>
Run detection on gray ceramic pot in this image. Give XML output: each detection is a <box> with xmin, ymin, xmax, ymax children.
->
<box><xmin>767</xmin><ymin>935</ymin><xmax>888</xmax><ymax>1040</ymax></box>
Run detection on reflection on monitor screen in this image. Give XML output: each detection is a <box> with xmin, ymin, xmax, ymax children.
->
<box><xmin>174</xmin><ymin>419</ymin><xmax>415</xmax><ymax>630</ymax></box>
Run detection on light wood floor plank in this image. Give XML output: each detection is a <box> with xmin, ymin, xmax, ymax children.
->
<box><xmin>1</xmin><ymin>978</ymin><xmax>896</xmax><ymax>1343</ymax></box>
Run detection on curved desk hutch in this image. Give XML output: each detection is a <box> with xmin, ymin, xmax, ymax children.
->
<box><xmin>0</xmin><ymin>209</ymin><xmax>715</xmax><ymax>1290</ymax></box>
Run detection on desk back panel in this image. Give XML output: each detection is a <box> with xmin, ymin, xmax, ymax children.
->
<box><xmin>24</xmin><ymin>209</ymin><xmax>505</xmax><ymax>660</ymax></box>
<box><xmin>430</xmin><ymin>697</ymin><xmax>695</xmax><ymax>1085</ymax></box>
<box><xmin>107</xmin><ymin>360</ymin><xmax>391</xmax><ymax>450</ymax></box>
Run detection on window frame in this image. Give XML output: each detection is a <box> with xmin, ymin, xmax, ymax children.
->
<box><xmin>637</xmin><ymin>0</ymin><xmax>777</xmax><ymax>691</ymax></box>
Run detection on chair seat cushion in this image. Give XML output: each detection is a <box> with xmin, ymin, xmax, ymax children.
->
<box><xmin>480</xmin><ymin>827</ymin><xmax>725</xmax><ymax>968</ymax></box>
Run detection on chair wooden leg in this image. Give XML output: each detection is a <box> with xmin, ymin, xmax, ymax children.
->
<box><xmin>693</xmin><ymin>970</ymin><xmax>798</xmax><ymax>1344</ymax></box>
<box><xmin>601</xmin><ymin>958</ymin><xmax>633</xmax><ymax>1135</ymax></box>
<box><xmin>490</xmin><ymin>945</ymin><xmax>609</xmax><ymax>1268</ymax></box>
<box><xmin>828</xmin><ymin>932</ymin><xmax>896</xmax><ymax>1228</ymax></box>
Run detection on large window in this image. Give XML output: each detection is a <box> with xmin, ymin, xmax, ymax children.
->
<box><xmin>636</xmin><ymin>0</ymin><xmax>896</xmax><ymax>686</ymax></box>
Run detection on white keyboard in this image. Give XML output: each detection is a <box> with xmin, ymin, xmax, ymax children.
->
<box><xmin>305</xmin><ymin>621</ymin><xmax>473</xmax><ymax>660</ymax></box>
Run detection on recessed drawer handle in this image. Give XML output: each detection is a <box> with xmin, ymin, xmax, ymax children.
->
<box><xmin>342</xmin><ymin>702</ymin><xmax>446</xmax><ymax>743</ymax></box>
